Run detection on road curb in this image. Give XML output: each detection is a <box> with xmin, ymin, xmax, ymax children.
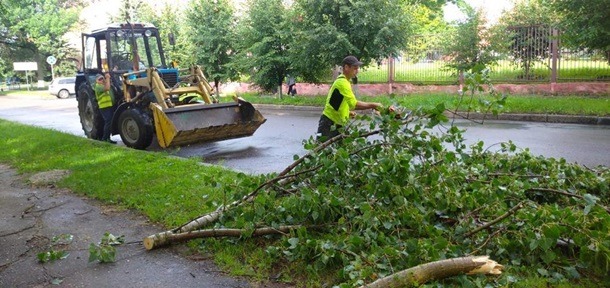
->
<box><xmin>253</xmin><ymin>104</ymin><xmax>610</xmax><ymax>126</ymax></box>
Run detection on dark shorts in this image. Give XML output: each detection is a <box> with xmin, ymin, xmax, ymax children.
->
<box><xmin>316</xmin><ymin>114</ymin><xmax>342</xmax><ymax>141</ymax></box>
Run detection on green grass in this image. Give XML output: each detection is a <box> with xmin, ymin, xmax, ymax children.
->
<box><xmin>354</xmin><ymin>59</ymin><xmax>610</xmax><ymax>83</ymax></box>
<box><xmin>243</xmin><ymin>93</ymin><xmax>610</xmax><ymax>116</ymax></box>
<box><xmin>0</xmin><ymin>120</ymin><xmax>249</xmax><ymax>227</ymax></box>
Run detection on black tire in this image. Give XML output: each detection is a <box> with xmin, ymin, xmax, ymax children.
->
<box><xmin>77</xmin><ymin>83</ymin><xmax>104</xmax><ymax>140</ymax></box>
<box><xmin>57</xmin><ymin>89</ymin><xmax>70</xmax><ymax>99</ymax></box>
<box><xmin>117</xmin><ymin>108</ymin><xmax>154</xmax><ymax>150</ymax></box>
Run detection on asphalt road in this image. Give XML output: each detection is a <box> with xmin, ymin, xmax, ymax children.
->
<box><xmin>0</xmin><ymin>95</ymin><xmax>609</xmax><ymax>174</ymax></box>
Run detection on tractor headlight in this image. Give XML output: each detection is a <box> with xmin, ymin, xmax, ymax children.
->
<box><xmin>116</xmin><ymin>30</ymin><xmax>125</xmax><ymax>38</ymax></box>
<box><xmin>144</xmin><ymin>30</ymin><xmax>152</xmax><ymax>37</ymax></box>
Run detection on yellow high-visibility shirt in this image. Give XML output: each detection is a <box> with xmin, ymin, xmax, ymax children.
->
<box><xmin>322</xmin><ymin>74</ymin><xmax>357</xmax><ymax>125</ymax></box>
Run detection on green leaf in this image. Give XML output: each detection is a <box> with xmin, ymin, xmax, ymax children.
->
<box><xmin>287</xmin><ymin>238</ymin><xmax>299</xmax><ymax>249</ymax></box>
<box><xmin>541</xmin><ymin>250</ymin><xmax>557</xmax><ymax>264</ymax></box>
<box><xmin>537</xmin><ymin>268</ymin><xmax>549</xmax><ymax>277</ymax></box>
<box><xmin>37</xmin><ymin>252</ymin><xmax>50</xmax><ymax>263</ymax></box>
<box><xmin>52</xmin><ymin>234</ymin><xmax>74</xmax><ymax>245</ymax></box>
<box><xmin>583</xmin><ymin>193</ymin><xmax>598</xmax><ymax>206</ymax></box>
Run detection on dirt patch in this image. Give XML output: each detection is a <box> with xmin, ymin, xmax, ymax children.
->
<box><xmin>28</xmin><ymin>169</ymin><xmax>71</xmax><ymax>187</ymax></box>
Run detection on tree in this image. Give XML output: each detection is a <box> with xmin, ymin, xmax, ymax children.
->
<box><xmin>289</xmin><ymin>0</ymin><xmax>413</xmax><ymax>83</ymax></box>
<box><xmin>109</xmin><ymin>0</ymin><xmax>145</xmax><ymax>23</ymax></box>
<box><xmin>235</xmin><ymin>0</ymin><xmax>292</xmax><ymax>96</ymax></box>
<box><xmin>403</xmin><ymin>3</ymin><xmax>449</xmax><ymax>63</ymax></box>
<box><xmin>442</xmin><ymin>3</ymin><xmax>501</xmax><ymax>78</ymax></box>
<box><xmin>136</xmin><ymin>4</ymin><xmax>191</xmax><ymax>69</ymax></box>
<box><xmin>550</xmin><ymin>0</ymin><xmax>610</xmax><ymax>63</ymax></box>
<box><xmin>0</xmin><ymin>0</ymin><xmax>82</xmax><ymax>81</ymax></box>
<box><xmin>186</xmin><ymin>0</ymin><xmax>239</xmax><ymax>96</ymax></box>
<box><xmin>496</xmin><ymin>0</ymin><xmax>556</xmax><ymax>79</ymax></box>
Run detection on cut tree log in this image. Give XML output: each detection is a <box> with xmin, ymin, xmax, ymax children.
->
<box><xmin>143</xmin><ymin>225</ymin><xmax>301</xmax><ymax>250</ymax></box>
<box><xmin>359</xmin><ymin>256</ymin><xmax>503</xmax><ymax>288</ymax></box>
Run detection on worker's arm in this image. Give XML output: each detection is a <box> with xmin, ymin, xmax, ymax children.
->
<box><xmin>103</xmin><ymin>73</ymin><xmax>111</xmax><ymax>91</ymax></box>
<box><xmin>355</xmin><ymin>101</ymin><xmax>383</xmax><ymax>111</ymax></box>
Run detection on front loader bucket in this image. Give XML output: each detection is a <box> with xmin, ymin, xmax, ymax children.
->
<box><xmin>151</xmin><ymin>100</ymin><xmax>266</xmax><ymax>148</ymax></box>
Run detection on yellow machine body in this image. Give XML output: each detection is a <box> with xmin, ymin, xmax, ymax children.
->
<box><xmin>123</xmin><ymin>66</ymin><xmax>266</xmax><ymax>148</ymax></box>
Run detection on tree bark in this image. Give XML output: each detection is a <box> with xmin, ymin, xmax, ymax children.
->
<box><xmin>143</xmin><ymin>225</ymin><xmax>301</xmax><ymax>250</ymax></box>
<box><xmin>360</xmin><ymin>256</ymin><xmax>503</xmax><ymax>288</ymax></box>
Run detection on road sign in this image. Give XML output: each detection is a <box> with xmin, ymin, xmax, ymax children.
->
<box><xmin>13</xmin><ymin>62</ymin><xmax>38</xmax><ymax>71</ymax></box>
<box><xmin>46</xmin><ymin>56</ymin><xmax>57</xmax><ymax>65</ymax></box>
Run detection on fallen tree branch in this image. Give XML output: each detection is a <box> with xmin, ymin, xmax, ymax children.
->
<box><xmin>464</xmin><ymin>202</ymin><xmax>523</xmax><ymax>238</ymax></box>
<box><xmin>150</xmin><ymin>130</ymin><xmax>381</xmax><ymax>238</ymax></box>
<box><xmin>144</xmin><ymin>225</ymin><xmax>303</xmax><ymax>250</ymax></box>
<box><xmin>527</xmin><ymin>188</ymin><xmax>610</xmax><ymax>213</ymax></box>
<box><xmin>145</xmin><ymin>126</ymin><xmax>388</xmax><ymax>250</ymax></box>
<box><xmin>360</xmin><ymin>255</ymin><xmax>503</xmax><ymax>288</ymax></box>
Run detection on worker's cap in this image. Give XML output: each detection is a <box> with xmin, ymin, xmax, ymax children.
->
<box><xmin>95</xmin><ymin>74</ymin><xmax>104</xmax><ymax>80</ymax></box>
<box><xmin>342</xmin><ymin>55</ymin><xmax>363</xmax><ymax>67</ymax></box>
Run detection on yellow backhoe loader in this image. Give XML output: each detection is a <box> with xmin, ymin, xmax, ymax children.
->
<box><xmin>75</xmin><ymin>23</ymin><xmax>265</xmax><ymax>149</ymax></box>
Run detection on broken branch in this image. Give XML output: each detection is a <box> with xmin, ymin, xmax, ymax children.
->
<box><xmin>464</xmin><ymin>202</ymin><xmax>523</xmax><ymax>238</ymax></box>
<box><xmin>360</xmin><ymin>255</ymin><xmax>503</xmax><ymax>288</ymax></box>
<box><xmin>144</xmin><ymin>225</ymin><xmax>302</xmax><ymax>250</ymax></box>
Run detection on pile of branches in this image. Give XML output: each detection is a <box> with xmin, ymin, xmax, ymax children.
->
<box><xmin>145</xmin><ymin>104</ymin><xmax>610</xmax><ymax>286</ymax></box>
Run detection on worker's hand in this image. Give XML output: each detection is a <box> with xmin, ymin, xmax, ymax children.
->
<box><xmin>349</xmin><ymin>111</ymin><xmax>356</xmax><ymax>118</ymax></box>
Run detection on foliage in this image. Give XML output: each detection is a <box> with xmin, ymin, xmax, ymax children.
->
<box><xmin>442</xmin><ymin>3</ymin><xmax>501</xmax><ymax>75</ymax></box>
<box><xmin>496</xmin><ymin>0</ymin><xmax>557</xmax><ymax>80</ymax></box>
<box><xmin>207</xmin><ymin>69</ymin><xmax>610</xmax><ymax>286</ymax></box>
<box><xmin>215</xmin><ymin>117</ymin><xmax>610</xmax><ymax>286</ymax></box>
<box><xmin>136</xmin><ymin>3</ymin><xmax>189</xmax><ymax>67</ymax></box>
<box><xmin>0</xmin><ymin>0</ymin><xmax>82</xmax><ymax>80</ymax></box>
<box><xmin>186</xmin><ymin>0</ymin><xmax>239</xmax><ymax>95</ymax></box>
<box><xmin>109</xmin><ymin>0</ymin><xmax>145</xmax><ymax>23</ymax></box>
<box><xmin>403</xmin><ymin>3</ymin><xmax>449</xmax><ymax>63</ymax></box>
<box><xmin>550</xmin><ymin>0</ymin><xmax>610</xmax><ymax>63</ymax></box>
<box><xmin>234</xmin><ymin>0</ymin><xmax>292</xmax><ymax>95</ymax></box>
<box><xmin>88</xmin><ymin>232</ymin><xmax>125</xmax><ymax>263</ymax></box>
<box><xmin>289</xmin><ymin>0</ymin><xmax>413</xmax><ymax>83</ymax></box>
<box><xmin>37</xmin><ymin>233</ymin><xmax>73</xmax><ymax>263</ymax></box>
<box><xmin>454</xmin><ymin>64</ymin><xmax>507</xmax><ymax>122</ymax></box>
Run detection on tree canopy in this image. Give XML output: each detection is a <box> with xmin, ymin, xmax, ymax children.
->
<box><xmin>235</xmin><ymin>0</ymin><xmax>292</xmax><ymax>94</ymax></box>
<box><xmin>186</xmin><ymin>0</ymin><xmax>239</xmax><ymax>94</ymax></box>
<box><xmin>288</xmin><ymin>0</ymin><xmax>413</xmax><ymax>83</ymax></box>
<box><xmin>0</xmin><ymin>0</ymin><xmax>81</xmax><ymax>80</ymax></box>
<box><xmin>550</xmin><ymin>0</ymin><xmax>610</xmax><ymax>62</ymax></box>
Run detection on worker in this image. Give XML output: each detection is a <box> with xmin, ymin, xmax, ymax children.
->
<box><xmin>94</xmin><ymin>73</ymin><xmax>117</xmax><ymax>144</ymax></box>
<box><xmin>316</xmin><ymin>55</ymin><xmax>389</xmax><ymax>140</ymax></box>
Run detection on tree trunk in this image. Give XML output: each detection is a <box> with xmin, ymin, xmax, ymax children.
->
<box><xmin>143</xmin><ymin>225</ymin><xmax>301</xmax><ymax>250</ymax></box>
<box><xmin>360</xmin><ymin>256</ymin><xmax>503</xmax><ymax>288</ymax></box>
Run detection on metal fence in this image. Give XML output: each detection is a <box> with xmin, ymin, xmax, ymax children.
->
<box><xmin>357</xmin><ymin>26</ymin><xmax>610</xmax><ymax>85</ymax></box>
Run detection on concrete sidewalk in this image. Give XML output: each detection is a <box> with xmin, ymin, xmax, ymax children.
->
<box><xmin>0</xmin><ymin>164</ymin><xmax>258</xmax><ymax>288</ymax></box>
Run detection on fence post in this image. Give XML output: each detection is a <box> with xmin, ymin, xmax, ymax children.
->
<box><xmin>388</xmin><ymin>56</ymin><xmax>395</xmax><ymax>94</ymax></box>
<box><xmin>550</xmin><ymin>27</ymin><xmax>559</xmax><ymax>92</ymax></box>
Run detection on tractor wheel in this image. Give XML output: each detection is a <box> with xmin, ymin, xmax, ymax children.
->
<box><xmin>77</xmin><ymin>83</ymin><xmax>104</xmax><ymax>140</ymax></box>
<box><xmin>117</xmin><ymin>108</ymin><xmax>154</xmax><ymax>150</ymax></box>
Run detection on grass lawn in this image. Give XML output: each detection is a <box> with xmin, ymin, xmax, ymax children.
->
<box><xmin>241</xmin><ymin>93</ymin><xmax>610</xmax><ymax>117</ymax></box>
<box><xmin>355</xmin><ymin>59</ymin><xmax>610</xmax><ymax>84</ymax></box>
